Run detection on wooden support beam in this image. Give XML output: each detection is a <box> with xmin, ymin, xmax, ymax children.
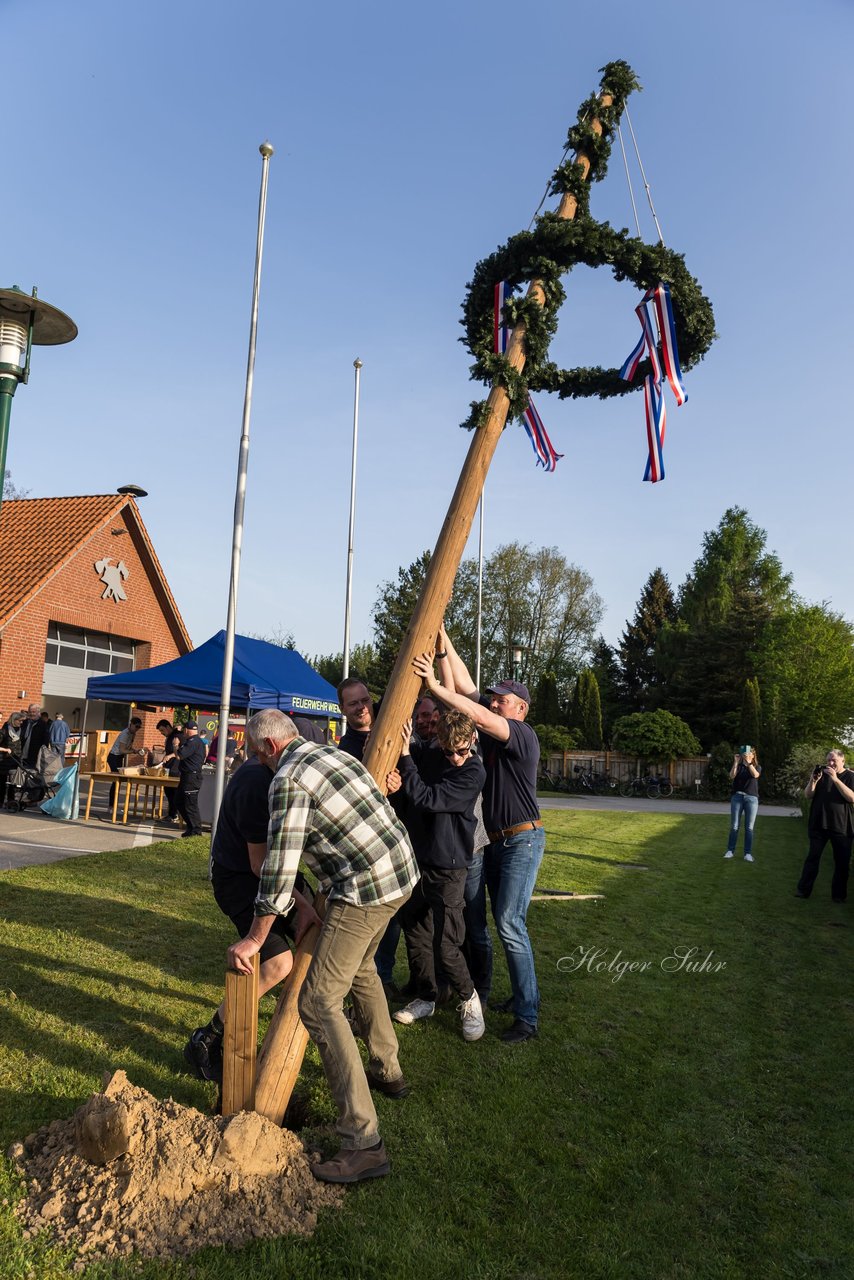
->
<box><xmin>253</xmin><ymin>905</ymin><xmax>325</xmax><ymax>1126</ymax></box>
<box><xmin>221</xmin><ymin>953</ymin><xmax>259</xmax><ymax>1116</ymax></box>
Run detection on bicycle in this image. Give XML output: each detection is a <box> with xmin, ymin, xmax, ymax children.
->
<box><xmin>646</xmin><ymin>774</ymin><xmax>673</xmax><ymax>798</ymax></box>
<box><xmin>619</xmin><ymin>774</ymin><xmax>674</xmax><ymax>799</ymax></box>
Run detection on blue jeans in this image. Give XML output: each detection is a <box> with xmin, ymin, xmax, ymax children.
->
<box><xmin>463</xmin><ymin>853</ymin><xmax>493</xmax><ymax>1003</ymax></box>
<box><xmin>727</xmin><ymin>792</ymin><xmax>759</xmax><ymax>855</ymax></box>
<box><xmin>484</xmin><ymin>827</ymin><xmax>545</xmax><ymax>1026</ymax></box>
<box><xmin>373</xmin><ymin>911</ymin><xmax>402</xmax><ymax>984</ymax></box>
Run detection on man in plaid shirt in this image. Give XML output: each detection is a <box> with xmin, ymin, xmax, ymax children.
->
<box><xmin>228</xmin><ymin>709</ymin><xmax>418</xmax><ymax>1184</ymax></box>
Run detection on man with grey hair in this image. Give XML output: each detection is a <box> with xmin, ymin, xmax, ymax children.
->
<box><xmin>228</xmin><ymin>708</ymin><xmax>418</xmax><ymax>1185</ymax></box>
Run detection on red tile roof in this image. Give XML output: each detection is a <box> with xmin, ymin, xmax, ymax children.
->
<box><xmin>0</xmin><ymin>495</ymin><xmax>191</xmax><ymax>649</ymax></box>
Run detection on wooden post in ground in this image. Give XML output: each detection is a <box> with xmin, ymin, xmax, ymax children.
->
<box><xmin>253</xmin><ymin>89</ymin><xmax>614</xmax><ymax>1122</ymax></box>
<box><xmin>222</xmin><ymin>953</ymin><xmax>259</xmax><ymax>1115</ymax></box>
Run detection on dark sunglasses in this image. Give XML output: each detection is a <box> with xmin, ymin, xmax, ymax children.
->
<box><xmin>442</xmin><ymin>743</ymin><xmax>474</xmax><ymax>758</ymax></box>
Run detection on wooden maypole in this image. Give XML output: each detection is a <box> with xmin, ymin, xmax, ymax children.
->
<box><xmin>241</xmin><ymin>75</ymin><xmax>625</xmax><ymax>1122</ymax></box>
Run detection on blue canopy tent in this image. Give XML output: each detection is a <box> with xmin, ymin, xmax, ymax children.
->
<box><xmin>85</xmin><ymin>630</ymin><xmax>341</xmax><ymax>718</ymax></box>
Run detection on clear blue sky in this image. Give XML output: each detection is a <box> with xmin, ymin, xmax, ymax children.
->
<box><xmin>5</xmin><ymin>0</ymin><xmax>853</xmax><ymax>662</ymax></box>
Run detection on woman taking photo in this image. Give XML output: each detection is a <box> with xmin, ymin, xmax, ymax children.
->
<box><xmin>795</xmin><ymin>749</ymin><xmax>854</xmax><ymax>903</ymax></box>
<box><xmin>723</xmin><ymin>745</ymin><xmax>761</xmax><ymax>862</ymax></box>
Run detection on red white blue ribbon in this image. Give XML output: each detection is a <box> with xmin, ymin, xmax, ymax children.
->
<box><xmin>494</xmin><ymin>280</ymin><xmax>513</xmax><ymax>354</ymax></box>
<box><xmin>642</xmin><ymin>376</ymin><xmax>666</xmax><ymax>483</ymax></box>
<box><xmin>621</xmin><ymin>282</ymin><xmax>687</xmax><ymax>482</ymax></box>
<box><xmin>653</xmin><ymin>282</ymin><xmax>687</xmax><ymax>406</ymax></box>
<box><xmin>522</xmin><ymin>397</ymin><xmax>563</xmax><ymax>472</ymax></box>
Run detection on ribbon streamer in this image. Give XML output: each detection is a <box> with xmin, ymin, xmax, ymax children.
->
<box><xmin>621</xmin><ymin>282</ymin><xmax>686</xmax><ymax>481</ymax></box>
<box><xmin>494</xmin><ymin>280</ymin><xmax>513</xmax><ymax>354</ymax></box>
<box><xmin>522</xmin><ymin>397</ymin><xmax>563</xmax><ymax>472</ymax></box>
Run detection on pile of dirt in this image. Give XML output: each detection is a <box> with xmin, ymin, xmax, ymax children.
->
<box><xmin>9</xmin><ymin>1070</ymin><xmax>341</xmax><ymax>1265</ymax></box>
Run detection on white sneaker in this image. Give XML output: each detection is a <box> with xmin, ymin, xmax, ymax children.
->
<box><xmin>393</xmin><ymin>998</ymin><xmax>435</xmax><ymax>1025</ymax></box>
<box><xmin>744</xmin><ymin>853</ymin><xmax>754</xmax><ymax>862</ymax></box>
<box><xmin>723</xmin><ymin>851</ymin><xmax>734</xmax><ymax>859</ymax></box>
<box><xmin>458</xmin><ymin>991</ymin><xmax>485</xmax><ymax>1042</ymax></box>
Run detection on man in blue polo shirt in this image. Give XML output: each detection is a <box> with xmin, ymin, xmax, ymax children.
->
<box><xmin>413</xmin><ymin>632</ymin><xmax>543</xmax><ymax>1044</ymax></box>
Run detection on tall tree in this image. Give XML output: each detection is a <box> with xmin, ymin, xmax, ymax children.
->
<box><xmin>371</xmin><ymin>551</ymin><xmax>434</xmax><ymax>688</ymax></box>
<box><xmin>740</xmin><ymin>677</ymin><xmax>761</xmax><ymax>746</ymax></box>
<box><xmin>575</xmin><ymin>670</ymin><xmax>603</xmax><ymax>749</ymax></box>
<box><xmin>659</xmin><ymin>509</ymin><xmax>793</xmax><ymax>747</ymax></box>
<box><xmin>756</xmin><ymin>603</ymin><xmax>854</xmax><ymax>778</ymax></box>
<box><xmin>311</xmin><ymin>642</ymin><xmax>381</xmax><ymax>695</ymax></box>
<box><xmin>531</xmin><ymin>671</ymin><xmax>562</xmax><ymax>725</ymax></box>
<box><xmin>371</xmin><ymin>542</ymin><xmax>603</xmax><ymax>694</ymax></box>
<box><xmin>617</xmin><ymin>568</ymin><xmax>677</xmax><ymax>711</ymax></box>
<box><xmin>677</xmin><ymin>507</ymin><xmax>793</xmax><ymax>627</ymax></box>
<box><xmin>589</xmin><ymin>637</ymin><xmax>624</xmax><ymax>744</ymax></box>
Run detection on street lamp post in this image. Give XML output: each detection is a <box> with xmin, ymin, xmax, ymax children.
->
<box><xmin>0</xmin><ymin>286</ymin><xmax>77</xmax><ymax>517</ymax></box>
<box><xmin>512</xmin><ymin>645</ymin><xmax>523</xmax><ymax>682</ymax></box>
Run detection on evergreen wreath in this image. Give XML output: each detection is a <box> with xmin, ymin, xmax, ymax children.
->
<box><xmin>460</xmin><ymin>61</ymin><xmax>717</xmax><ymax>430</ymax></box>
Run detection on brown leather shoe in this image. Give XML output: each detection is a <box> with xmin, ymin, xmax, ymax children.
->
<box><xmin>311</xmin><ymin>1141</ymin><xmax>390</xmax><ymax>1183</ymax></box>
<box><xmin>365</xmin><ymin>1069</ymin><xmax>410</xmax><ymax>1099</ymax></box>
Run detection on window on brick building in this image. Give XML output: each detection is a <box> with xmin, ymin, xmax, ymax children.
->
<box><xmin>44</xmin><ymin>623</ymin><xmax>137</xmax><ymax>676</ymax></box>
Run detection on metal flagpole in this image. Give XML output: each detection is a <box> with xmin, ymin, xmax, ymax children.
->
<box><xmin>341</xmin><ymin>357</ymin><xmax>362</xmax><ymax>682</ymax></box>
<box><xmin>212</xmin><ymin>141</ymin><xmax>274</xmax><ymax>834</ymax></box>
<box><xmin>475</xmin><ymin>489</ymin><xmax>484</xmax><ymax>689</ymax></box>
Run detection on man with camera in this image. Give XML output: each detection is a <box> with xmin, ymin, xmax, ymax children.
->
<box><xmin>795</xmin><ymin>750</ymin><xmax>854</xmax><ymax>903</ymax></box>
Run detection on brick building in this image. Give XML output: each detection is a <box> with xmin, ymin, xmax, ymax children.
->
<box><xmin>0</xmin><ymin>494</ymin><xmax>191</xmax><ymax>738</ymax></box>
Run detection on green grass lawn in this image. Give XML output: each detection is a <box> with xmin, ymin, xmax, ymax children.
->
<box><xmin>1</xmin><ymin>810</ymin><xmax>852</xmax><ymax>1280</ymax></box>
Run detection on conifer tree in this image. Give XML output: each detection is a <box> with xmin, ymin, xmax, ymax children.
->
<box><xmin>740</xmin><ymin>677</ymin><xmax>761</xmax><ymax>747</ymax></box>
<box><xmin>617</xmin><ymin>568</ymin><xmax>677</xmax><ymax>711</ymax></box>
<box><xmin>575</xmin><ymin>670</ymin><xmax>604</xmax><ymax>749</ymax></box>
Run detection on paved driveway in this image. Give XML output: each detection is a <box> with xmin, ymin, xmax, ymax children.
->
<box><xmin>0</xmin><ymin>803</ymin><xmax>183</xmax><ymax>870</ymax></box>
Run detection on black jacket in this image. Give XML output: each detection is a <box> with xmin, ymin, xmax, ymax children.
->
<box><xmin>397</xmin><ymin>747</ymin><xmax>486</xmax><ymax>869</ymax></box>
<box><xmin>178</xmin><ymin>735</ymin><xmax>207</xmax><ymax>780</ymax></box>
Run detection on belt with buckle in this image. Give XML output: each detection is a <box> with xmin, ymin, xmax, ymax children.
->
<box><xmin>487</xmin><ymin>819</ymin><xmax>543</xmax><ymax>843</ymax></box>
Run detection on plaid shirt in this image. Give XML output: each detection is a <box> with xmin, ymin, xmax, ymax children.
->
<box><xmin>255</xmin><ymin>738</ymin><xmax>418</xmax><ymax>917</ymax></box>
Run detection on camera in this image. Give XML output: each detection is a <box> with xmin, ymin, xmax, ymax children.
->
<box><xmin>813</xmin><ymin>764</ymin><xmax>824</xmax><ymax>779</ymax></box>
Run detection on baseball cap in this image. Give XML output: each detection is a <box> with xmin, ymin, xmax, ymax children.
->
<box><xmin>739</xmin><ymin>744</ymin><xmax>753</xmax><ymax>753</ymax></box>
<box><xmin>185</xmin><ymin>721</ymin><xmax>198</xmax><ymax>730</ymax></box>
<box><xmin>486</xmin><ymin>679</ymin><xmax>531</xmax><ymax>705</ymax></box>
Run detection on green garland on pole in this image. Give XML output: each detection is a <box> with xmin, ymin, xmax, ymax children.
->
<box><xmin>460</xmin><ymin>60</ymin><xmax>717</xmax><ymax>430</ymax></box>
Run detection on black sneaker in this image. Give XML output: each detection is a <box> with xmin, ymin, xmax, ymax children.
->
<box><xmin>500</xmin><ymin>1019</ymin><xmax>538</xmax><ymax>1045</ymax></box>
<box><xmin>184</xmin><ymin>1026</ymin><xmax>224</xmax><ymax>1082</ymax></box>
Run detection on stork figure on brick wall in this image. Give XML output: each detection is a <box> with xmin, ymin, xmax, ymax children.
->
<box><xmin>94</xmin><ymin>557</ymin><xmax>129</xmax><ymax>603</ymax></box>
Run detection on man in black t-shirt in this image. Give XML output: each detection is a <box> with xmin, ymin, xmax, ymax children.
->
<box><xmin>336</xmin><ymin>677</ymin><xmax>375</xmax><ymax>761</ymax></box>
<box><xmin>164</xmin><ymin>721</ymin><xmax>206</xmax><ymax>837</ymax></box>
<box><xmin>796</xmin><ymin>749</ymin><xmax>854</xmax><ymax>903</ymax></box>
<box><xmin>184</xmin><ymin>753</ymin><xmax>319</xmax><ymax>1082</ymax></box>
<box><xmin>413</xmin><ymin>627</ymin><xmax>543</xmax><ymax>1045</ymax></box>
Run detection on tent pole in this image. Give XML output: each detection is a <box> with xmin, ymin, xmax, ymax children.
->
<box><xmin>70</xmin><ymin>698</ymin><xmax>89</xmax><ymax>821</ymax></box>
<box><xmin>212</xmin><ymin>142</ymin><xmax>274</xmax><ymax>835</ymax></box>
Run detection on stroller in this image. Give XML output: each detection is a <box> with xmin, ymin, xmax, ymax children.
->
<box><xmin>9</xmin><ymin>745</ymin><xmax>63</xmax><ymax>810</ymax></box>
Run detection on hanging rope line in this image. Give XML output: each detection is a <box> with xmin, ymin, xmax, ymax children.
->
<box><xmin>617</xmin><ymin>122</ymin><xmax>642</xmax><ymax>238</ymax></box>
<box><xmin>527</xmin><ymin>112</ymin><xmax>589</xmax><ymax>232</ymax></box>
<box><xmin>624</xmin><ymin>103</ymin><xmax>665</xmax><ymax>245</ymax></box>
